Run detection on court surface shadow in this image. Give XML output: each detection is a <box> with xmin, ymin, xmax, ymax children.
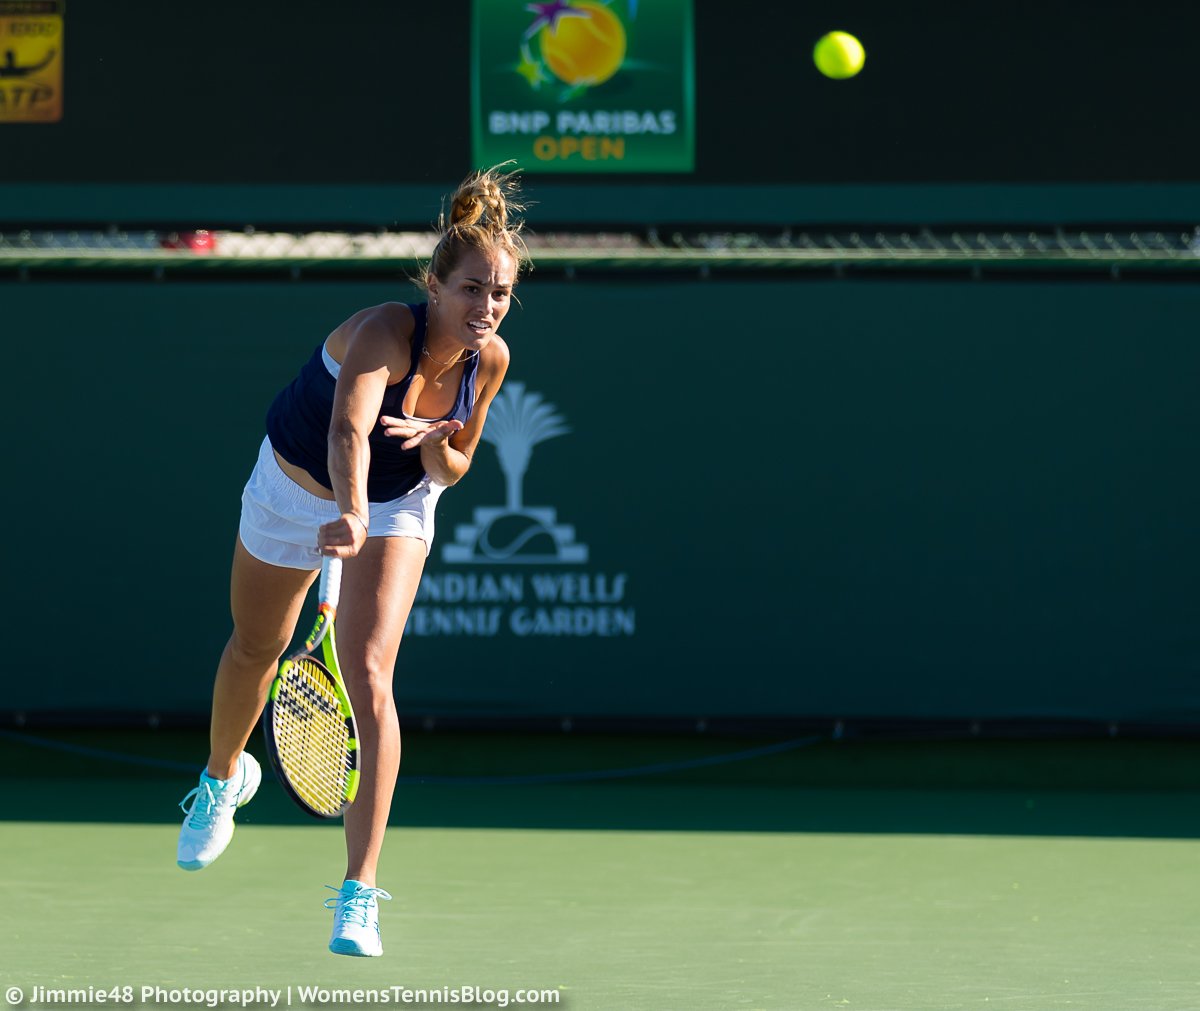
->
<box><xmin>2</xmin><ymin>728</ymin><xmax>1199</xmax><ymax>839</ymax></box>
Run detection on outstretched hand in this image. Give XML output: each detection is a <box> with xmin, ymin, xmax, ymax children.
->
<box><xmin>379</xmin><ymin>416</ymin><xmax>464</xmax><ymax>450</ymax></box>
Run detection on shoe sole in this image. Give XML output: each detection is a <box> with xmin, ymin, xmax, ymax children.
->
<box><xmin>176</xmin><ymin>820</ymin><xmax>236</xmax><ymax>872</ymax></box>
<box><xmin>329</xmin><ymin>939</ymin><xmax>382</xmax><ymax>957</ymax></box>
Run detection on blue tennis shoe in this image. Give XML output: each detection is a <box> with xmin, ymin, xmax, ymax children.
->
<box><xmin>176</xmin><ymin>752</ymin><xmax>261</xmax><ymax>871</ymax></box>
<box><xmin>326</xmin><ymin>880</ymin><xmax>393</xmax><ymax>957</ymax></box>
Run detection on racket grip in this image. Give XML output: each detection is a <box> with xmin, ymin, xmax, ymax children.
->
<box><xmin>320</xmin><ymin>557</ymin><xmax>343</xmax><ymax>613</ymax></box>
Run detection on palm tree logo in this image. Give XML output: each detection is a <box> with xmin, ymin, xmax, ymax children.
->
<box><xmin>442</xmin><ymin>381</ymin><xmax>588</xmax><ymax>564</ymax></box>
<box><xmin>482</xmin><ymin>382</ymin><xmax>570</xmax><ymax>510</ymax></box>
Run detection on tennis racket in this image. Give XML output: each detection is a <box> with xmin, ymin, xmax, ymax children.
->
<box><xmin>262</xmin><ymin>556</ymin><xmax>360</xmax><ymax>819</ymax></box>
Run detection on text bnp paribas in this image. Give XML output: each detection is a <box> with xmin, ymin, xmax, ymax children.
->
<box><xmin>488</xmin><ymin>110</ymin><xmax>677</xmax><ymax>164</ymax></box>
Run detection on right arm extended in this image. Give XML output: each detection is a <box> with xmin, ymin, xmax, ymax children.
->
<box><xmin>318</xmin><ymin>304</ymin><xmax>411</xmax><ymax>558</ymax></box>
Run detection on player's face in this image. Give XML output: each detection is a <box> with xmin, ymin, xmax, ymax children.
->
<box><xmin>430</xmin><ymin>248</ymin><xmax>516</xmax><ymax>350</ymax></box>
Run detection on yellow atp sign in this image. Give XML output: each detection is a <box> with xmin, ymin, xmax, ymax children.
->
<box><xmin>0</xmin><ymin>0</ymin><xmax>62</xmax><ymax>123</ymax></box>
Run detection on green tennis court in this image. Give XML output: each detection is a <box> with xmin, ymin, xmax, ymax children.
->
<box><xmin>3</xmin><ymin>731</ymin><xmax>1199</xmax><ymax>1010</ymax></box>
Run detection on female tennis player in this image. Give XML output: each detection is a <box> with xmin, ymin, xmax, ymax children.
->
<box><xmin>175</xmin><ymin>166</ymin><xmax>524</xmax><ymax>958</ymax></box>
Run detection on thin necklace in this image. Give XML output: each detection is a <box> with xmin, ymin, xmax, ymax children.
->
<box><xmin>422</xmin><ymin>344</ymin><xmax>479</xmax><ymax>367</ymax></box>
<box><xmin>424</xmin><ymin>305</ymin><xmax>480</xmax><ymax>367</ymax></box>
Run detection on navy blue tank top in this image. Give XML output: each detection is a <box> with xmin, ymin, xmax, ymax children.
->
<box><xmin>265</xmin><ymin>303</ymin><xmax>479</xmax><ymax>502</ymax></box>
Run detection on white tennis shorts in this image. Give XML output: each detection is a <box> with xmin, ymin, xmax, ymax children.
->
<box><xmin>238</xmin><ymin>437</ymin><xmax>446</xmax><ymax>570</ymax></box>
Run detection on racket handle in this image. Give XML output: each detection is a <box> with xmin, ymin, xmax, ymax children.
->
<box><xmin>320</xmin><ymin>557</ymin><xmax>343</xmax><ymax>614</ymax></box>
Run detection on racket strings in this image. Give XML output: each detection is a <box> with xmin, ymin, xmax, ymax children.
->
<box><xmin>271</xmin><ymin>658</ymin><xmax>352</xmax><ymax>816</ymax></box>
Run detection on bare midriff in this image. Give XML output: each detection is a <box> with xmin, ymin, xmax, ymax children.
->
<box><xmin>273</xmin><ymin>448</ymin><xmax>337</xmax><ymax>501</ymax></box>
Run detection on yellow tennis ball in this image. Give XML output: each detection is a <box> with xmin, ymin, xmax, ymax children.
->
<box><xmin>539</xmin><ymin>1</ymin><xmax>627</xmax><ymax>86</ymax></box>
<box><xmin>813</xmin><ymin>31</ymin><xmax>865</xmax><ymax>79</ymax></box>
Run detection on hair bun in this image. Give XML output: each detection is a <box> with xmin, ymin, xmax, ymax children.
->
<box><xmin>424</xmin><ymin>163</ymin><xmax>529</xmax><ymax>288</ymax></box>
<box><xmin>448</xmin><ymin>170</ymin><xmax>515</xmax><ymax>234</ymax></box>
<box><xmin>450</xmin><ymin>191</ymin><xmax>485</xmax><ymax>230</ymax></box>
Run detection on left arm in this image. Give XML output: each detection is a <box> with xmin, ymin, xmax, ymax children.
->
<box><xmin>380</xmin><ymin>336</ymin><xmax>511</xmax><ymax>486</ymax></box>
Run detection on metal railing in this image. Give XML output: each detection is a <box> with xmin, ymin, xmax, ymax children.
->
<box><xmin>1</xmin><ymin>226</ymin><xmax>1197</xmax><ymax>275</ymax></box>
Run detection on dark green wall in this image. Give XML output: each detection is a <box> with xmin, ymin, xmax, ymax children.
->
<box><xmin>10</xmin><ymin>1</ymin><xmax>1196</xmax><ymax>185</ymax></box>
<box><xmin>9</xmin><ymin>278</ymin><xmax>1200</xmax><ymax>722</ymax></box>
<box><xmin>7</xmin><ymin>1</ymin><xmax>1197</xmax><ymax>227</ymax></box>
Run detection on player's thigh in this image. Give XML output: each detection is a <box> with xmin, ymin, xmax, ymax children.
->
<box><xmin>337</xmin><ymin>534</ymin><xmax>428</xmax><ymax>685</ymax></box>
<box><xmin>229</xmin><ymin>537</ymin><xmax>319</xmax><ymax>659</ymax></box>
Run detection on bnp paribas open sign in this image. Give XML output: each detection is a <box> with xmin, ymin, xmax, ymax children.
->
<box><xmin>471</xmin><ymin>0</ymin><xmax>694</xmax><ymax>173</ymax></box>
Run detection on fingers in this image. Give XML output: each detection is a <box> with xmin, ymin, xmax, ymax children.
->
<box><xmin>380</xmin><ymin>416</ymin><xmax>464</xmax><ymax>450</ymax></box>
<box><xmin>399</xmin><ymin>422</ymin><xmax>455</xmax><ymax>450</ymax></box>
<box><xmin>317</xmin><ymin>515</ymin><xmax>366</xmax><ymax>557</ymax></box>
<box><xmin>379</xmin><ymin>415</ymin><xmax>423</xmax><ymax>438</ymax></box>
<box><xmin>380</xmin><ymin>416</ymin><xmax>464</xmax><ymax>434</ymax></box>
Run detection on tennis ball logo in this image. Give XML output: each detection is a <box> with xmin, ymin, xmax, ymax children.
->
<box><xmin>539</xmin><ymin>2</ymin><xmax>627</xmax><ymax>87</ymax></box>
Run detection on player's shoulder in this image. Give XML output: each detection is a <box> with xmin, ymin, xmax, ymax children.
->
<box><xmin>349</xmin><ymin>301</ymin><xmax>415</xmax><ymax>336</ymax></box>
<box><xmin>337</xmin><ymin>301</ymin><xmax>416</xmax><ymax>353</ymax></box>
<box><xmin>482</xmin><ymin>333</ymin><xmax>511</xmax><ymax>377</ymax></box>
<box><xmin>485</xmin><ymin>332</ymin><xmax>511</xmax><ymax>364</ymax></box>
<box><xmin>329</xmin><ymin>301</ymin><xmax>416</xmax><ymax>367</ymax></box>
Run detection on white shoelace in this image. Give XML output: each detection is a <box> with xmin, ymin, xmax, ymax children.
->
<box><xmin>324</xmin><ymin>885</ymin><xmax>393</xmax><ymax>928</ymax></box>
<box><xmin>179</xmin><ymin>776</ymin><xmax>238</xmax><ymax>830</ymax></box>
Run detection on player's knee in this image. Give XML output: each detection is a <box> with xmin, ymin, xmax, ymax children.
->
<box><xmin>342</xmin><ymin>656</ymin><xmax>395</xmax><ymax>700</ymax></box>
<box><xmin>227</xmin><ymin>627</ymin><xmax>289</xmax><ymax>670</ymax></box>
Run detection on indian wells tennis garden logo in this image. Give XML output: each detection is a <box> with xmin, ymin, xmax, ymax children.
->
<box><xmin>409</xmin><ymin>382</ymin><xmax>634</xmax><ymax>638</ymax></box>
<box><xmin>443</xmin><ymin>382</ymin><xmax>586</xmax><ymax>564</ymax></box>
<box><xmin>472</xmin><ymin>0</ymin><xmax>694</xmax><ymax>172</ymax></box>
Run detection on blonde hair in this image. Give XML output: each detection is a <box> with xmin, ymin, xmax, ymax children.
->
<box><xmin>423</xmin><ymin>164</ymin><xmax>528</xmax><ymax>288</ymax></box>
